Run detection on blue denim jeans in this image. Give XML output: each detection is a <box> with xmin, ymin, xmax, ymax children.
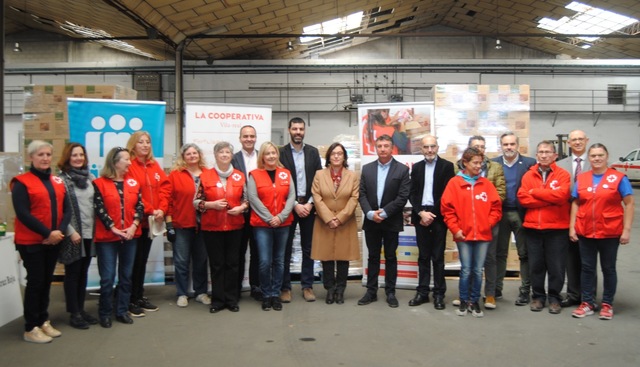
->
<box><xmin>173</xmin><ymin>228</ymin><xmax>209</xmax><ymax>297</ymax></box>
<box><xmin>579</xmin><ymin>236</ymin><xmax>619</xmax><ymax>305</ymax></box>
<box><xmin>283</xmin><ymin>211</ymin><xmax>316</xmax><ymax>290</ymax></box>
<box><xmin>254</xmin><ymin>226</ymin><xmax>289</xmax><ymax>298</ymax></box>
<box><xmin>456</xmin><ymin>241</ymin><xmax>490</xmax><ymax>303</ymax></box>
<box><xmin>96</xmin><ymin>240</ymin><xmax>137</xmax><ymax>318</ymax></box>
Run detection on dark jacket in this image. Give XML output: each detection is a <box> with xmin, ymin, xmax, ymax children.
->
<box><xmin>359</xmin><ymin>158</ymin><xmax>410</xmax><ymax>232</ymax></box>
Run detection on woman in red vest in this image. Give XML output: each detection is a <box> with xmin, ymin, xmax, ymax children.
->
<box><xmin>11</xmin><ymin>140</ymin><xmax>71</xmax><ymax>344</ymax></box>
<box><xmin>569</xmin><ymin>143</ymin><xmax>634</xmax><ymax>320</ymax></box>
<box><xmin>125</xmin><ymin>131</ymin><xmax>170</xmax><ymax>315</ymax></box>
<box><xmin>167</xmin><ymin>143</ymin><xmax>210</xmax><ymax>308</ymax></box>
<box><xmin>196</xmin><ymin>142</ymin><xmax>248</xmax><ymax>313</ymax></box>
<box><xmin>247</xmin><ymin>142</ymin><xmax>295</xmax><ymax>311</ymax></box>
<box><xmin>93</xmin><ymin>147</ymin><xmax>144</xmax><ymax>328</ymax></box>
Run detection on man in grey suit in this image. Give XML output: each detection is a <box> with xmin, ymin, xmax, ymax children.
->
<box><xmin>358</xmin><ymin>134</ymin><xmax>410</xmax><ymax>308</ymax></box>
<box><xmin>230</xmin><ymin>125</ymin><xmax>261</xmax><ymax>301</ymax></box>
<box><xmin>556</xmin><ymin>129</ymin><xmax>591</xmax><ymax>308</ymax></box>
<box><xmin>492</xmin><ymin>132</ymin><xmax>536</xmax><ymax>306</ymax></box>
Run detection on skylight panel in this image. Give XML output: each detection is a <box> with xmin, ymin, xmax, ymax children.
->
<box><xmin>537</xmin><ymin>1</ymin><xmax>638</xmax><ymax>43</ymax></box>
<box><xmin>300</xmin><ymin>11</ymin><xmax>364</xmax><ymax>43</ymax></box>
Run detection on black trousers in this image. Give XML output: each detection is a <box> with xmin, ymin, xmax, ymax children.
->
<box><xmin>364</xmin><ymin>227</ymin><xmax>398</xmax><ymax>295</ymax></box>
<box><xmin>238</xmin><ymin>219</ymin><xmax>260</xmax><ymax>294</ymax></box>
<box><xmin>322</xmin><ymin>260</ymin><xmax>349</xmax><ymax>293</ymax></box>
<box><xmin>17</xmin><ymin>244</ymin><xmax>60</xmax><ymax>332</ymax></box>
<box><xmin>131</xmin><ymin>228</ymin><xmax>152</xmax><ymax>302</ymax></box>
<box><xmin>204</xmin><ymin>229</ymin><xmax>242</xmax><ymax>308</ymax></box>
<box><xmin>63</xmin><ymin>239</ymin><xmax>93</xmax><ymax>313</ymax></box>
<box><xmin>415</xmin><ymin>219</ymin><xmax>447</xmax><ymax>297</ymax></box>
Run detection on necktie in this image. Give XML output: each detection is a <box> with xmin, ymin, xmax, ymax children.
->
<box><xmin>574</xmin><ymin>157</ymin><xmax>582</xmax><ymax>180</ymax></box>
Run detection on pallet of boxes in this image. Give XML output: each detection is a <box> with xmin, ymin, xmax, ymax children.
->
<box><xmin>22</xmin><ymin>84</ymin><xmax>137</xmax><ymax>277</ymax></box>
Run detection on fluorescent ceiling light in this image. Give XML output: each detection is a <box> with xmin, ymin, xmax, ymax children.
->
<box><xmin>300</xmin><ymin>11</ymin><xmax>364</xmax><ymax>44</ymax></box>
<box><xmin>538</xmin><ymin>1</ymin><xmax>638</xmax><ymax>42</ymax></box>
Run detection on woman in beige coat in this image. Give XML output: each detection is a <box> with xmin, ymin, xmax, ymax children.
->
<box><xmin>311</xmin><ymin>142</ymin><xmax>360</xmax><ymax>305</ymax></box>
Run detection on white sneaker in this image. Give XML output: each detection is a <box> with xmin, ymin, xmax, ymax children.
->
<box><xmin>195</xmin><ymin>293</ymin><xmax>211</xmax><ymax>305</ymax></box>
<box><xmin>23</xmin><ymin>326</ymin><xmax>53</xmax><ymax>344</ymax></box>
<box><xmin>177</xmin><ymin>295</ymin><xmax>189</xmax><ymax>308</ymax></box>
<box><xmin>41</xmin><ymin>320</ymin><xmax>61</xmax><ymax>338</ymax></box>
<box><xmin>452</xmin><ymin>299</ymin><xmax>461</xmax><ymax>306</ymax></box>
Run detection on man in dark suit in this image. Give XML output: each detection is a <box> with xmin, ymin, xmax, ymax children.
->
<box><xmin>491</xmin><ymin>132</ymin><xmax>536</xmax><ymax>306</ymax></box>
<box><xmin>231</xmin><ymin>125</ymin><xmax>261</xmax><ymax>301</ymax></box>
<box><xmin>408</xmin><ymin>135</ymin><xmax>455</xmax><ymax>310</ymax></box>
<box><xmin>279</xmin><ymin>117</ymin><xmax>322</xmax><ymax>302</ymax></box>
<box><xmin>358</xmin><ymin>134</ymin><xmax>410</xmax><ymax>308</ymax></box>
<box><xmin>556</xmin><ymin>129</ymin><xmax>592</xmax><ymax>308</ymax></box>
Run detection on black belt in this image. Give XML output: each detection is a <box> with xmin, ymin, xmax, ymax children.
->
<box><xmin>296</xmin><ymin>196</ymin><xmax>308</xmax><ymax>204</ymax></box>
<box><xmin>420</xmin><ymin>205</ymin><xmax>435</xmax><ymax>211</ymax></box>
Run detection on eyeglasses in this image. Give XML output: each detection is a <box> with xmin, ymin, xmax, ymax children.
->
<box><xmin>113</xmin><ymin>147</ymin><xmax>128</xmax><ymax>153</ymax></box>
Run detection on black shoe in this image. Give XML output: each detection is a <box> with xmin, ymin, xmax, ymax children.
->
<box><xmin>386</xmin><ymin>294</ymin><xmax>399</xmax><ymax>308</ymax></box>
<box><xmin>70</xmin><ymin>313</ymin><xmax>90</xmax><ymax>330</ymax></box>
<box><xmin>100</xmin><ymin>317</ymin><xmax>112</xmax><ymax>328</ymax></box>
<box><xmin>227</xmin><ymin>304</ymin><xmax>240</xmax><ymax>312</ymax></box>
<box><xmin>326</xmin><ymin>289</ymin><xmax>335</xmax><ymax>305</ymax></box>
<box><xmin>515</xmin><ymin>292</ymin><xmax>530</xmax><ymax>306</ymax></box>
<box><xmin>408</xmin><ymin>293</ymin><xmax>429</xmax><ymax>306</ymax></box>
<box><xmin>115</xmin><ymin>314</ymin><xmax>134</xmax><ymax>324</ymax></box>
<box><xmin>136</xmin><ymin>297</ymin><xmax>158</xmax><ymax>312</ymax></box>
<box><xmin>261</xmin><ymin>299</ymin><xmax>271</xmax><ymax>311</ymax></box>
<box><xmin>495</xmin><ymin>289</ymin><xmax>503</xmax><ymax>299</ymax></box>
<box><xmin>561</xmin><ymin>297</ymin><xmax>580</xmax><ymax>308</ymax></box>
<box><xmin>271</xmin><ymin>297</ymin><xmax>283</xmax><ymax>311</ymax></box>
<box><xmin>434</xmin><ymin>296</ymin><xmax>446</xmax><ymax>310</ymax></box>
<box><xmin>128</xmin><ymin>303</ymin><xmax>146</xmax><ymax>317</ymax></box>
<box><xmin>80</xmin><ymin>311</ymin><xmax>98</xmax><ymax>325</ymax></box>
<box><xmin>357</xmin><ymin>293</ymin><xmax>377</xmax><ymax>306</ymax></box>
<box><xmin>250</xmin><ymin>287</ymin><xmax>263</xmax><ymax>302</ymax></box>
<box><xmin>209</xmin><ymin>305</ymin><xmax>224</xmax><ymax>313</ymax></box>
<box><xmin>335</xmin><ymin>292</ymin><xmax>344</xmax><ymax>304</ymax></box>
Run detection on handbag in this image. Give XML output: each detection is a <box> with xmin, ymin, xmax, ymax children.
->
<box><xmin>58</xmin><ymin>236</ymin><xmax>82</xmax><ymax>265</ymax></box>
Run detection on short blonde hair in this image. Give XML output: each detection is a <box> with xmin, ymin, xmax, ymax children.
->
<box><xmin>27</xmin><ymin>140</ymin><xmax>53</xmax><ymax>157</ymax></box>
<box><xmin>256</xmin><ymin>142</ymin><xmax>283</xmax><ymax>169</ymax></box>
<box><xmin>126</xmin><ymin>131</ymin><xmax>155</xmax><ymax>162</ymax></box>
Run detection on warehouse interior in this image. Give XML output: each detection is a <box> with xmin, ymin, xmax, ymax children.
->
<box><xmin>1</xmin><ymin>1</ymin><xmax>640</xmax><ymax>366</ymax></box>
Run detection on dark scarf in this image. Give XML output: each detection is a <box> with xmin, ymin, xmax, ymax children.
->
<box><xmin>66</xmin><ymin>168</ymin><xmax>90</xmax><ymax>189</ymax></box>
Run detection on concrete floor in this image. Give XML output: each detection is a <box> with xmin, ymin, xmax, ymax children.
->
<box><xmin>2</xmin><ymin>188</ymin><xmax>640</xmax><ymax>367</ymax></box>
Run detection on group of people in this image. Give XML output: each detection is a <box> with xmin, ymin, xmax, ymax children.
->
<box><xmin>12</xmin><ymin>123</ymin><xmax>634</xmax><ymax>343</ymax></box>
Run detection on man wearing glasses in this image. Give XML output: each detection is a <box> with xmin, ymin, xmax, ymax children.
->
<box><xmin>556</xmin><ymin>130</ymin><xmax>592</xmax><ymax>308</ymax></box>
<box><xmin>517</xmin><ymin>141</ymin><xmax>571</xmax><ymax>314</ymax></box>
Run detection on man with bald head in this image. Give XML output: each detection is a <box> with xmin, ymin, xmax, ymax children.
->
<box><xmin>556</xmin><ymin>129</ymin><xmax>592</xmax><ymax>308</ymax></box>
<box><xmin>408</xmin><ymin>135</ymin><xmax>455</xmax><ymax>310</ymax></box>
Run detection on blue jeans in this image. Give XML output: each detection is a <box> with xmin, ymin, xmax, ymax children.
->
<box><xmin>457</xmin><ymin>241</ymin><xmax>490</xmax><ymax>303</ymax></box>
<box><xmin>173</xmin><ymin>228</ymin><xmax>209</xmax><ymax>297</ymax></box>
<box><xmin>526</xmin><ymin>229</ymin><xmax>568</xmax><ymax>304</ymax></box>
<box><xmin>254</xmin><ymin>226</ymin><xmax>289</xmax><ymax>298</ymax></box>
<box><xmin>579</xmin><ymin>236</ymin><xmax>619</xmax><ymax>305</ymax></box>
<box><xmin>96</xmin><ymin>240</ymin><xmax>137</xmax><ymax>318</ymax></box>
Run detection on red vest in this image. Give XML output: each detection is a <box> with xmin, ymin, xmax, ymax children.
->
<box><xmin>11</xmin><ymin>172</ymin><xmax>66</xmax><ymax>245</ymax></box>
<box><xmin>200</xmin><ymin>169</ymin><xmax>246</xmax><ymax>231</ymax></box>
<box><xmin>168</xmin><ymin>168</ymin><xmax>200</xmax><ymax>228</ymax></box>
<box><xmin>574</xmin><ymin>169</ymin><xmax>625</xmax><ymax>238</ymax></box>
<box><xmin>93</xmin><ymin>177</ymin><xmax>142</xmax><ymax>242</ymax></box>
<box><xmin>249</xmin><ymin>168</ymin><xmax>294</xmax><ymax>227</ymax></box>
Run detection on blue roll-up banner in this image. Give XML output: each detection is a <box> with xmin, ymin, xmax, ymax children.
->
<box><xmin>68</xmin><ymin>98</ymin><xmax>167</xmax><ymax>289</ymax></box>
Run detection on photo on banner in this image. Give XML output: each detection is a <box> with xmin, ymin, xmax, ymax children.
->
<box><xmin>68</xmin><ymin>98</ymin><xmax>167</xmax><ymax>288</ymax></box>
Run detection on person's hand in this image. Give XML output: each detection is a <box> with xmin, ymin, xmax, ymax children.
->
<box><xmin>569</xmin><ymin>228</ymin><xmax>578</xmax><ymax>242</ymax></box>
<box><xmin>212</xmin><ymin>199</ymin><xmax>229</xmax><ymax>211</ymax></box>
<box><xmin>269</xmin><ymin>216</ymin><xmax>282</xmax><ymax>227</ymax></box>
<box><xmin>43</xmin><ymin>230</ymin><xmax>65</xmax><ymax>245</ymax></box>
<box><xmin>295</xmin><ymin>203</ymin><xmax>311</xmax><ymax>218</ymax></box>
<box><xmin>153</xmin><ymin>210</ymin><xmax>165</xmax><ymax>221</ymax></box>
<box><xmin>166</xmin><ymin>222</ymin><xmax>176</xmax><ymax>243</ymax></box>
<box><xmin>372</xmin><ymin>210</ymin><xmax>385</xmax><ymax>223</ymax></box>
<box><xmin>110</xmin><ymin>226</ymin><xmax>127</xmax><ymax>240</ymax></box>
<box><xmin>419</xmin><ymin>211</ymin><xmax>436</xmax><ymax>227</ymax></box>
<box><xmin>227</xmin><ymin>205</ymin><xmax>244</xmax><ymax>216</ymax></box>
<box><xmin>454</xmin><ymin>230</ymin><xmax>465</xmax><ymax>241</ymax></box>
<box><xmin>70</xmin><ymin>232</ymin><xmax>82</xmax><ymax>245</ymax></box>
<box><xmin>620</xmin><ymin>229</ymin><xmax>631</xmax><ymax>245</ymax></box>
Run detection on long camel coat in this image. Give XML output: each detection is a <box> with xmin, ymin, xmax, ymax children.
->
<box><xmin>311</xmin><ymin>168</ymin><xmax>360</xmax><ymax>261</ymax></box>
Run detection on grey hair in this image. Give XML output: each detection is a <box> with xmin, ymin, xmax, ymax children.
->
<box><xmin>214</xmin><ymin>141</ymin><xmax>234</xmax><ymax>154</ymax></box>
<box><xmin>27</xmin><ymin>140</ymin><xmax>53</xmax><ymax>156</ymax></box>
